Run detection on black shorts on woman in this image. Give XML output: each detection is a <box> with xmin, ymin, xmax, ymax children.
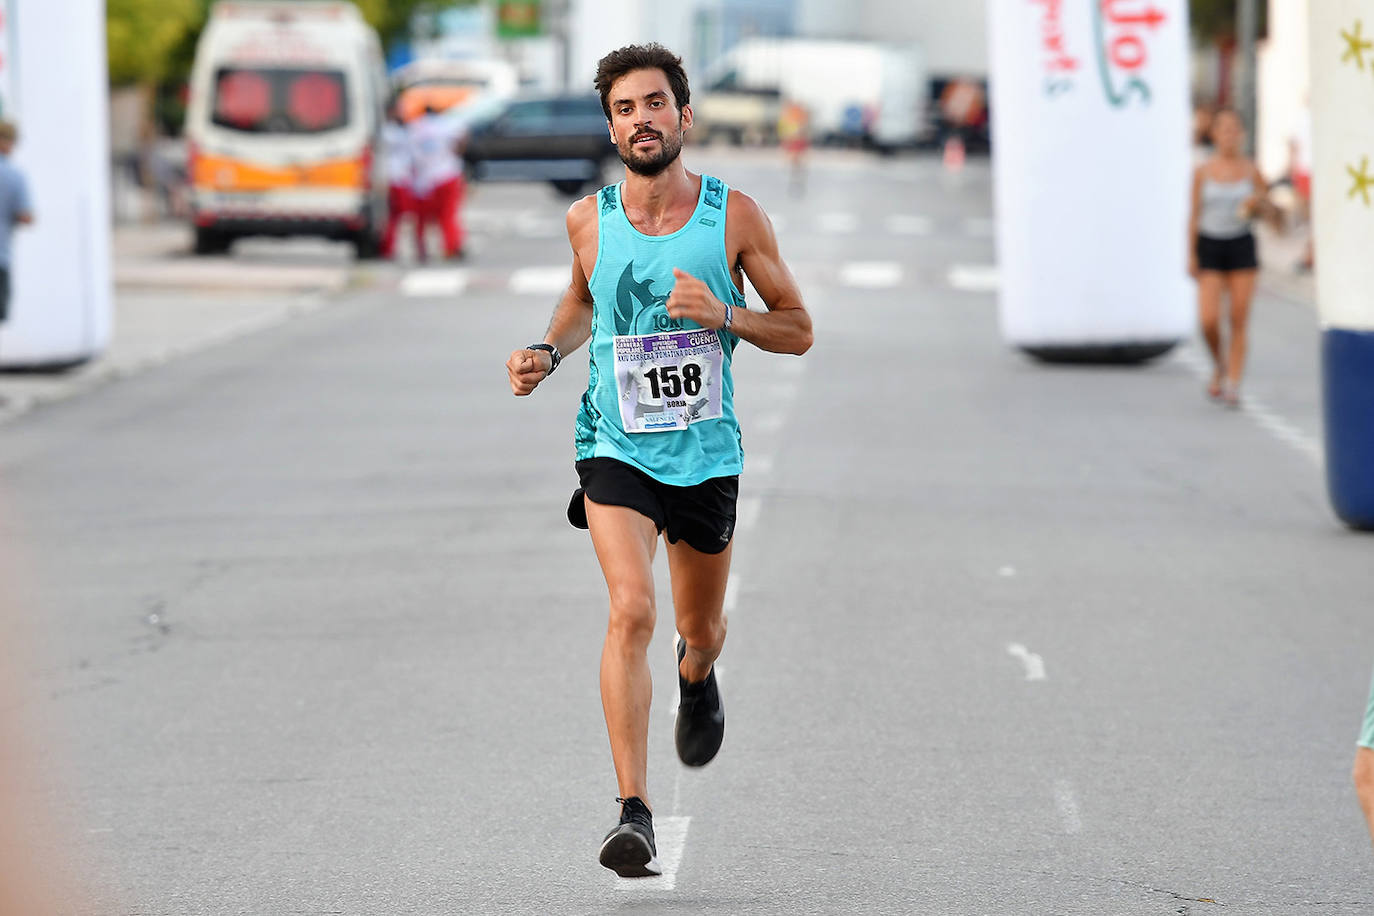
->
<box><xmin>568</xmin><ymin>457</ymin><xmax>738</xmax><ymax>555</ymax></box>
<box><xmin>1196</xmin><ymin>232</ymin><xmax>1258</xmax><ymax>273</ymax></box>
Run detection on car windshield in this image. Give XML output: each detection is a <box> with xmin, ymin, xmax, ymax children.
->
<box><xmin>212</xmin><ymin>67</ymin><xmax>350</xmax><ymax>134</ymax></box>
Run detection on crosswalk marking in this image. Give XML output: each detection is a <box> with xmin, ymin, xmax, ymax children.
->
<box><xmin>948</xmin><ymin>264</ymin><xmax>1001</xmax><ymax>292</ymax></box>
<box><xmin>397</xmin><ymin>260</ymin><xmax>1005</xmax><ymax>297</ymax></box>
<box><xmin>839</xmin><ymin>261</ymin><xmax>903</xmax><ymax>288</ymax></box>
<box><xmin>509</xmin><ymin>266</ymin><xmax>569</xmax><ymax>296</ymax></box>
<box><xmin>400</xmin><ymin>269</ymin><xmax>468</xmax><ymax>297</ymax></box>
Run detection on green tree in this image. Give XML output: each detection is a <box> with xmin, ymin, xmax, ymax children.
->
<box><xmin>1190</xmin><ymin>0</ymin><xmax>1268</xmax><ymax>45</ymax></box>
<box><xmin>106</xmin><ymin>0</ymin><xmax>205</xmax><ymax>87</ymax></box>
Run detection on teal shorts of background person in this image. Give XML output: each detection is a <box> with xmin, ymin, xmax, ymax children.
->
<box><xmin>1360</xmin><ymin>667</ymin><xmax>1374</xmax><ymax>750</ymax></box>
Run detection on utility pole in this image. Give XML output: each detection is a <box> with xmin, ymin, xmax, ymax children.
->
<box><xmin>1237</xmin><ymin>0</ymin><xmax>1259</xmax><ymax>155</ymax></box>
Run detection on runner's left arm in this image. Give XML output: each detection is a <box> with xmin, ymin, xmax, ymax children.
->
<box><xmin>666</xmin><ymin>191</ymin><xmax>812</xmax><ymax>356</ymax></box>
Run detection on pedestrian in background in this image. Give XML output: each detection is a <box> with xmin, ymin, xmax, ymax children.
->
<box><xmin>1186</xmin><ymin>108</ymin><xmax>1272</xmax><ymax>407</ymax></box>
<box><xmin>777</xmin><ymin>100</ymin><xmax>809</xmax><ymax>196</ymax></box>
<box><xmin>0</xmin><ymin>120</ymin><xmax>34</xmax><ymax>328</ymax></box>
<box><xmin>408</xmin><ymin>104</ymin><xmax>466</xmax><ymax>261</ymax></box>
<box><xmin>379</xmin><ymin>99</ymin><xmax>415</xmax><ymax>261</ymax></box>
<box><xmin>1354</xmin><ymin>667</ymin><xmax>1374</xmax><ymax>850</ymax></box>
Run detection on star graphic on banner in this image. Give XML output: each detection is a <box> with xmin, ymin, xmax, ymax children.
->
<box><xmin>1341</xmin><ymin>19</ymin><xmax>1373</xmax><ymax>70</ymax></box>
<box><xmin>1349</xmin><ymin>157</ymin><xmax>1374</xmax><ymax>206</ymax></box>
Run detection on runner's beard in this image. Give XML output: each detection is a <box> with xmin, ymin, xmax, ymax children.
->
<box><xmin>618</xmin><ymin>127</ymin><xmax>684</xmax><ymax>176</ymax></box>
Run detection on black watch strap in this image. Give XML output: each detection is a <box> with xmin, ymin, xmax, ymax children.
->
<box><xmin>527</xmin><ymin>343</ymin><xmax>561</xmax><ymax>374</ymax></box>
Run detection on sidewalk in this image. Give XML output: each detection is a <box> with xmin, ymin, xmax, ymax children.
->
<box><xmin>0</xmin><ymin>221</ymin><xmax>386</xmax><ymax>426</ymax></box>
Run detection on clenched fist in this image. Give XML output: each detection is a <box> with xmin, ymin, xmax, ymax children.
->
<box><xmin>666</xmin><ymin>268</ymin><xmax>727</xmax><ymax>330</ymax></box>
<box><xmin>507</xmin><ymin>348</ymin><xmax>553</xmax><ymax>396</ymax></box>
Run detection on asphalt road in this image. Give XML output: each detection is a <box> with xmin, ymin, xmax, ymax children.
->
<box><xmin>1</xmin><ymin>148</ymin><xmax>1371</xmax><ymax>915</ymax></box>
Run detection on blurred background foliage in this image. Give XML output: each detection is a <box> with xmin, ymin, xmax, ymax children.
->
<box><xmin>107</xmin><ymin>0</ymin><xmax>477</xmax><ymax>130</ymax></box>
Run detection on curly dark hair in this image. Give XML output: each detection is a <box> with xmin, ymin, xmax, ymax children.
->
<box><xmin>593</xmin><ymin>43</ymin><xmax>690</xmax><ymax>121</ymax></box>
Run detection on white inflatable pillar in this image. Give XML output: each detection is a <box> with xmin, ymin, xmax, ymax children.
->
<box><xmin>1311</xmin><ymin>2</ymin><xmax>1374</xmax><ymax>529</ymax></box>
<box><xmin>0</xmin><ymin>0</ymin><xmax>112</xmax><ymax>368</ymax></box>
<box><xmin>988</xmin><ymin>0</ymin><xmax>1192</xmax><ymax>362</ymax></box>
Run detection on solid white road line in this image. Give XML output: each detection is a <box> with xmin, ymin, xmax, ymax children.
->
<box><xmin>723</xmin><ymin>574</ymin><xmax>740</xmax><ymax>613</ymax></box>
<box><xmin>1006</xmin><ymin>643</ymin><xmax>1047</xmax><ymax>681</ymax></box>
<box><xmin>839</xmin><ymin>261</ymin><xmax>903</xmax><ymax>289</ymax></box>
<box><xmin>886</xmin><ymin>214</ymin><xmax>935</xmax><ymax>235</ymax></box>
<box><xmin>1054</xmin><ymin>780</ymin><xmax>1083</xmax><ymax>834</ymax></box>
<box><xmin>948</xmin><ymin>264</ymin><xmax>1001</xmax><ymax>293</ymax></box>
<box><xmin>509</xmin><ymin>266</ymin><xmax>569</xmax><ymax>296</ymax></box>
<box><xmin>613</xmin><ymin>815</ymin><xmax>691</xmax><ymax>891</ymax></box>
<box><xmin>400</xmin><ymin>269</ymin><xmax>468</xmax><ymax>297</ymax></box>
<box><xmin>737</xmin><ymin>496</ymin><xmax>763</xmax><ymax>533</ymax></box>
<box><xmin>1175</xmin><ymin>349</ymin><xmax>1323</xmax><ymax>466</ymax></box>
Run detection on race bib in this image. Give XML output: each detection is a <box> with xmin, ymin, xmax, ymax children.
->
<box><xmin>613</xmin><ymin>330</ymin><xmax>724</xmax><ymax>433</ymax></box>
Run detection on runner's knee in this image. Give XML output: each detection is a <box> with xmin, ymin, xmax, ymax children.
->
<box><xmin>607</xmin><ymin>588</ymin><xmax>656</xmax><ymax>645</ymax></box>
<box><xmin>676</xmin><ymin>613</ymin><xmax>726</xmax><ymax>652</ymax></box>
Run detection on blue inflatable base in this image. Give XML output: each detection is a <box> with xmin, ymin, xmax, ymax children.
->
<box><xmin>1323</xmin><ymin>327</ymin><xmax>1374</xmax><ymax>530</ymax></box>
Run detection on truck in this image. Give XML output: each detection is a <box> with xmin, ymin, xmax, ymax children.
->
<box><xmin>695</xmin><ymin>39</ymin><xmax>927</xmax><ymax>151</ymax></box>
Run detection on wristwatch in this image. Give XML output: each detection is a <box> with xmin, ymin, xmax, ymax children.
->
<box><xmin>527</xmin><ymin>342</ymin><xmax>562</xmax><ymax>374</ymax></box>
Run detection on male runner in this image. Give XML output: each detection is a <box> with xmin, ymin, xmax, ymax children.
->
<box><xmin>505</xmin><ymin>44</ymin><xmax>812</xmax><ymax>878</ymax></box>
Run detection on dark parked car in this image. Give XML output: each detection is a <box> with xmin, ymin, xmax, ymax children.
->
<box><xmin>463</xmin><ymin>93</ymin><xmax>614</xmax><ymax>195</ymax></box>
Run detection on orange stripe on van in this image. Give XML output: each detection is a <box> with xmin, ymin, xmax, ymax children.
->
<box><xmin>191</xmin><ymin>153</ymin><xmax>366</xmax><ymax>191</ymax></box>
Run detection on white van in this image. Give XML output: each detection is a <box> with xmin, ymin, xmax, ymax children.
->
<box><xmin>185</xmin><ymin>1</ymin><xmax>388</xmax><ymax>256</ymax></box>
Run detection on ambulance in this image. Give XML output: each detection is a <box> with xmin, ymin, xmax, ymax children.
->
<box><xmin>184</xmin><ymin>1</ymin><xmax>388</xmax><ymax>257</ymax></box>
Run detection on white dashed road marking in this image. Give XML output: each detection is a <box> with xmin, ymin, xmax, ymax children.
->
<box><xmin>886</xmin><ymin>214</ymin><xmax>934</xmax><ymax>235</ymax></box>
<box><xmin>818</xmin><ymin>212</ymin><xmax>859</xmax><ymax>234</ymax></box>
<box><xmin>509</xmin><ymin>266</ymin><xmax>569</xmax><ymax>296</ymax></box>
<box><xmin>948</xmin><ymin>264</ymin><xmax>1001</xmax><ymax>293</ymax></box>
<box><xmin>400</xmin><ymin>269</ymin><xmax>468</xmax><ymax>297</ymax></box>
<box><xmin>964</xmin><ymin>217</ymin><xmax>996</xmax><ymax>237</ymax></box>
<box><xmin>1054</xmin><ymin>780</ymin><xmax>1083</xmax><ymax>834</ymax></box>
<box><xmin>839</xmin><ymin>261</ymin><xmax>903</xmax><ymax>289</ymax></box>
<box><xmin>1006</xmin><ymin>643</ymin><xmax>1047</xmax><ymax>681</ymax></box>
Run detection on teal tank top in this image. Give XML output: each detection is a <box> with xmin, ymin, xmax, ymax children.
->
<box><xmin>575</xmin><ymin>174</ymin><xmax>746</xmax><ymax>486</ymax></box>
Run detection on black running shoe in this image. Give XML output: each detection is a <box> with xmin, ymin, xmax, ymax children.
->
<box><xmin>675</xmin><ymin>636</ymin><xmax>725</xmax><ymax>767</ymax></box>
<box><xmin>599</xmin><ymin>796</ymin><xmax>661</xmax><ymax>878</ymax></box>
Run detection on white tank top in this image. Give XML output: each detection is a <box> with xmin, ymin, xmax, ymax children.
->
<box><xmin>1198</xmin><ymin>177</ymin><xmax>1253</xmax><ymax>239</ymax></box>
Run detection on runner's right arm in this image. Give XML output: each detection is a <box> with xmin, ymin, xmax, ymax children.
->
<box><xmin>506</xmin><ymin>197</ymin><xmax>597</xmax><ymax>396</ymax></box>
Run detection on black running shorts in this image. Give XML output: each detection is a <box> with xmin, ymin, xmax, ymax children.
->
<box><xmin>1196</xmin><ymin>232</ymin><xmax>1258</xmax><ymax>273</ymax></box>
<box><xmin>569</xmin><ymin>458</ymin><xmax>738</xmax><ymax>555</ymax></box>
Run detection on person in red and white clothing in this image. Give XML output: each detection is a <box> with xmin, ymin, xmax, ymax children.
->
<box><xmin>380</xmin><ymin>99</ymin><xmax>416</xmax><ymax>260</ymax></box>
<box><xmin>408</xmin><ymin>105</ymin><xmax>467</xmax><ymax>261</ymax></box>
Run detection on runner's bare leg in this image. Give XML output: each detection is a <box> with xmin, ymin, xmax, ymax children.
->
<box><xmin>666</xmin><ymin>539</ymin><xmax>732</xmax><ymax>684</ymax></box>
<box><xmin>586</xmin><ymin>498</ymin><xmax>660</xmax><ymax>805</ymax></box>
